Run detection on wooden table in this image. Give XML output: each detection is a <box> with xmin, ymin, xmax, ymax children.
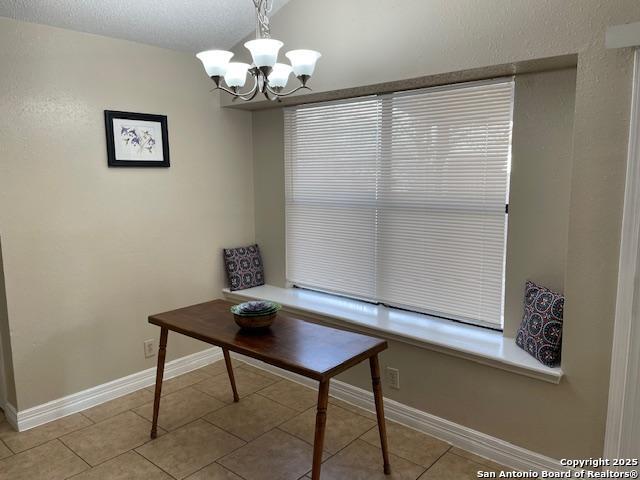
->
<box><xmin>148</xmin><ymin>299</ymin><xmax>391</xmax><ymax>479</ymax></box>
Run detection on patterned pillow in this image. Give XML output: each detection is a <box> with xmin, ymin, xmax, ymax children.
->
<box><xmin>223</xmin><ymin>244</ymin><xmax>265</xmax><ymax>291</ymax></box>
<box><xmin>515</xmin><ymin>281</ymin><xmax>564</xmax><ymax>367</ymax></box>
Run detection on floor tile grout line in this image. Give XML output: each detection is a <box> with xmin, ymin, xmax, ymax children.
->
<box><xmin>301</xmin><ymin>422</ymin><xmax>390</xmax><ymax>476</ymax></box>
<box><xmin>253</xmin><ymin>390</ymin><xmax>316</xmax><ymax>414</ymax></box>
<box><xmin>1</xmin><ymin>438</ymin><xmax>38</xmax><ymax>456</ymax></box>
<box><xmin>253</xmin><ymin>390</ymin><xmax>314</xmax><ymax>414</ymax></box>
<box><xmin>134</xmin><ymin>416</ymin><xmax>250</xmax><ymax>480</ymax></box>
<box><xmin>0</xmin><ymin>438</ymin><xmax>92</xmax><ymax>478</ymax></box>
<box><xmin>0</xmin><ymin>438</ymin><xmax>11</xmax><ymax>458</ymax></box>
<box><xmin>198</xmin><ymin>416</ymin><xmax>250</xmax><ymax>446</ymax></box>
<box><xmin>81</xmin><ymin>389</ymin><xmax>154</xmax><ymax>423</ymax></box>
<box><xmin>199</xmin><ymin>392</ymin><xmax>299</xmax><ymax>443</ymax></box>
<box><xmin>420</xmin><ymin>444</ymin><xmax>453</xmax><ymax>476</ymax></box>
<box><xmin>127</xmin><ymin>408</ymin><xmax>172</xmax><ymax>440</ymax></box>
<box><xmin>136</xmin><ymin>385</ymin><xmax>232</xmax><ymax>427</ymax></box>
<box><xmin>55</xmin><ymin>437</ymin><xmax>93</xmax><ymax>474</ymax></box>
<box><xmin>447</xmin><ymin>447</ymin><xmax>500</xmax><ymax>470</ymax></box>
<box><xmin>3</xmin><ymin>409</ymin><xmax>96</xmax><ymax>453</ymax></box>
<box><xmin>235</xmin><ymin>361</ymin><xmax>283</xmax><ymax>380</ymax></box>
<box><xmin>57</xmin><ymin>422</ymin><xmax>154</xmax><ymax>471</ymax></box>
<box><xmin>217</xmin><ymin>425</ymin><xmax>338</xmax><ymax>480</ymax></box>
<box><xmin>0</xmin><ymin>417</ymin><xmax>95</xmax><ymax>457</ymax></box>
<box><xmin>132</xmin><ymin>418</ymin><xmax>209</xmax><ymax>479</ymax></box>
<box><xmin>213</xmin><ymin>459</ymin><xmax>252</xmax><ymax>480</ymax></box>
<box><xmin>189</xmin><ymin>379</ymin><xmax>243</xmax><ymax>404</ymax></box>
<box><xmin>195</xmin><ymin>395</ymin><xmax>333</xmax><ymax>476</ymax></box>
<box><xmin>230</xmin><ymin>363</ymin><xmax>382</xmax><ymax>424</ymax></box>
<box><xmin>0</xmin><ymin>437</ymin><xmax>17</xmax><ymax>457</ymax></box>
<box><xmin>189</xmin><ymin>376</ymin><xmax>280</xmax><ymax>404</ymax></box>
<box><xmin>280</xmin><ymin>400</ymin><xmax>378</xmax><ymax>441</ymax></box>
<box><xmin>77</xmin><ymin>411</ymin><xmax>95</xmax><ymax>425</ymax></box>
<box><xmin>184</xmin><ymin>457</ymin><xmax>252</xmax><ymax>480</ymax></box>
<box><xmin>64</xmin><ymin>450</ymin><xmax>141</xmax><ymax>479</ymax></box>
<box><xmin>159</xmin><ymin>382</ymin><xmax>223</xmax><ymax>401</ymax></box>
<box><xmin>130</xmin><ymin>449</ymin><xmax>180</xmax><ymax>480</ymax></box>
<box><xmin>355</xmin><ymin>423</ymin><xmax>450</xmax><ymax>471</ymax></box>
<box><xmin>277</xmin><ymin>415</ymin><xmax>375</xmax><ymax>460</ymax></box>
<box><xmin>272</xmin><ymin>425</ymin><xmax>337</xmax><ymax>469</ymax></box>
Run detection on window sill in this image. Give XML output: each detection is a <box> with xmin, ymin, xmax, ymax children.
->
<box><xmin>222</xmin><ymin>285</ymin><xmax>564</xmax><ymax>384</ymax></box>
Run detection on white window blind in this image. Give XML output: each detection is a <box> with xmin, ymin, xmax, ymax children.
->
<box><xmin>285</xmin><ymin>79</ymin><xmax>514</xmax><ymax>328</ymax></box>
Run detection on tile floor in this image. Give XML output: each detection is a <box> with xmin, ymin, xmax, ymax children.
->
<box><xmin>0</xmin><ymin>361</ymin><xmax>510</xmax><ymax>480</ymax></box>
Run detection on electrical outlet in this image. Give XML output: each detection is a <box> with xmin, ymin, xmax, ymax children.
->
<box><xmin>386</xmin><ymin>367</ymin><xmax>400</xmax><ymax>390</ymax></box>
<box><xmin>144</xmin><ymin>339</ymin><xmax>155</xmax><ymax>358</ymax></box>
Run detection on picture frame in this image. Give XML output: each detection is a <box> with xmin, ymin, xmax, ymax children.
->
<box><xmin>104</xmin><ymin>110</ymin><xmax>170</xmax><ymax>167</ymax></box>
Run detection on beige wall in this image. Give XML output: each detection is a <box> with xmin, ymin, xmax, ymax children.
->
<box><xmin>244</xmin><ymin>0</ymin><xmax>640</xmax><ymax>460</ymax></box>
<box><xmin>253</xmin><ymin>109</ymin><xmax>286</xmax><ymax>288</ymax></box>
<box><xmin>0</xmin><ymin>238</ymin><xmax>17</xmax><ymax>407</ymax></box>
<box><xmin>503</xmin><ymin>69</ymin><xmax>576</xmax><ymax>336</ymax></box>
<box><xmin>0</xmin><ymin>18</ymin><xmax>255</xmax><ymax>410</ymax></box>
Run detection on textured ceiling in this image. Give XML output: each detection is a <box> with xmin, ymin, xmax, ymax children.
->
<box><xmin>0</xmin><ymin>0</ymin><xmax>290</xmax><ymax>52</ymax></box>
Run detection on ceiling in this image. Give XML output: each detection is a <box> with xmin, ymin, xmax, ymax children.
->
<box><xmin>0</xmin><ymin>0</ymin><xmax>290</xmax><ymax>52</ymax></box>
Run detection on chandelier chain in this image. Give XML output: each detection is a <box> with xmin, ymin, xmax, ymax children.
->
<box><xmin>253</xmin><ymin>0</ymin><xmax>273</xmax><ymax>39</ymax></box>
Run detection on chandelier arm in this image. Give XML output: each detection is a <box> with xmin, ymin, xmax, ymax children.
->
<box><xmin>214</xmin><ymin>85</ymin><xmax>243</xmax><ymax>96</ymax></box>
<box><xmin>214</xmin><ymin>75</ymin><xmax>259</xmax><ymax>101</ymax></box>
<box><xmin>265</xmin><ymin>84</ymin><xmax>312</xmax><ymax>97</ymax></box>
<box><xmin>238</xmin><ymin>85</ymin><xmax>261</xmax><ymax>102</ymax></box>
<box><xmin>238</xmin><ymin>75</ymin><xmax>260</xmax><ymax>97</ymax></box>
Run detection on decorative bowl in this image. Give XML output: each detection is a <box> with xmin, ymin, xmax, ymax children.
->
<box><xmin>231</xmin><ymin>301</ymin><xmax>281</xmax><ymax>329</ymax></box>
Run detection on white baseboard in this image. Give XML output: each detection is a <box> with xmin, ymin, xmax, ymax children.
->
<box><xmin>15</xmin><ymin>347</ymin><xmax>223</xmax><ymax>432</ymax></box>
<box><xmin>235</xmin><ymin>354</ymin><xmax>567</xmax><ymax>474</ymax></box>
<box><xmin>3</xmin><ymin>403</ymin><xmax>18</xmax><ymax>431</ymax></box>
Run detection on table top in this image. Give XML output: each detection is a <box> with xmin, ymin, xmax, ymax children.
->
<box><xmin>149</xmin><ymin>299</ymin><xmax>387</xmax><ymax>381</ymax></box>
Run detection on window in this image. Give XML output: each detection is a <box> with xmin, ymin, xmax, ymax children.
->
<box><xmin>284</xmin><ymin>79</ymin><xmax>514</xmax><ymax>329</ymax></box>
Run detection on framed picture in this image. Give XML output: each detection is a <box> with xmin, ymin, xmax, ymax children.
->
<box><xmin>104</xmin><ymin>110</ymin><xmax>170</xmax><ymax>167</ymax></box>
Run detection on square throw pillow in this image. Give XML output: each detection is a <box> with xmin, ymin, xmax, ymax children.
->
<box><xmin>515</xmin><ymin>281</ymin><xmax>564</xmax><ymax>367</ymax></box>
<box><xmin>223</xmin><ymin>244</ymin><xmax>265</xmax><ymax>291</ymax></box>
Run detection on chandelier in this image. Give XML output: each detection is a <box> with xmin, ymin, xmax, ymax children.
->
<box><xmin>196</xmin><ymin>0</ymin><xmax>321</xmax><ymax>102</ymax></box>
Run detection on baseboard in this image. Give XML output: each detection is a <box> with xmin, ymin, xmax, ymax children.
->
<box><xmin>235</xmin><ymin>354</ymin><xmax>567</xmax><ymax>474</ymax></box>
<box><xmin>15</xmin><ymin>347</ymin><xmax>223</xmax><ymax>432</ymax></box>
<box><xmin>3</xmin><ymin>403</ymin><xmax>18</xmax><ymax>431</ymax></box>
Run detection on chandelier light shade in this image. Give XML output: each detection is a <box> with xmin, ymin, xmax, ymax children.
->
<box><xmin>268</xmin><ymin>63</ymin><xmax>293</xmax><ymax>88</ymax></box>
<box><xmin>195</xmin><ymin>50</ymin><xmax>234</xmax><ymax>77</ymax></box>
<box><xmin>196</xmin><ymin>0</ymin><xmax>321</xmax><ymax>101</ymax></box>
<box><xmin>244</xmin><ymin>39</ymin><xmax>283</xmax><ymax>68</ymax></box>
<box><xmin>285</xmin><ymin>50</ymin><xmax>322</xmax><ymax>77</ymax></box>
<box><xmin>224</xmin><ymin>62</ymin><xmax>251</xmax><ymax>87</ymax></box>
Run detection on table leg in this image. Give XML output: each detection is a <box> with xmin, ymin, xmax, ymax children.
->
<box><xmin>370</xmin><ymin>354</ymin><xmax>391</xmax><ymax>474</ymax></box>
<box><xmin>223</xmin><ymin>348</ymin><xmax>240</xmax><ymax>402</ymax></box>
<box><xmin>311</xmin><ymin>379</ymin><xmax>330</xmax><ymax>480</ymax></box>
<box><xmin>150</xmin><ymin>327</ymin><xmax>168</xmax><ymax>439</ymax></box>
